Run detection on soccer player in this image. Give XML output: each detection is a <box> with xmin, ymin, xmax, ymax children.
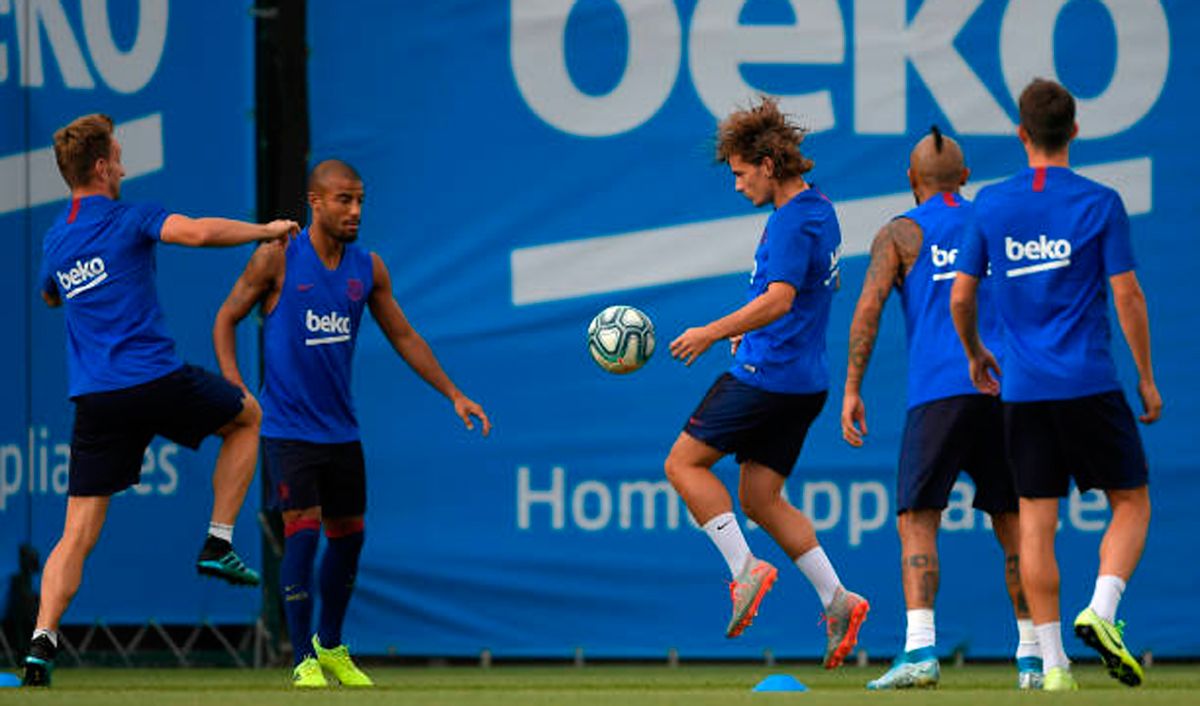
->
<box><xmin>213</xmin><ymin>159</ymin><xmax>491</xmax><ymax>687</ymax></box>
<box><xmin>841</xmin><ymin>128</ymin><xmax>1040</xmax><ymax>689</ymax></box>
<box><xmin>666</xmin><ymin>98</ymin><xmax>868</xmax><ymax>668</ymax></box>
<box><xmin>23</xmin><ymin>114</ymin><xmax>297</xmax><ymax>687</ymax></box>
<box><xmin>952</xmin><ymin>79</ymin><xmax>1160</xmax><ymax>691</ymax></box>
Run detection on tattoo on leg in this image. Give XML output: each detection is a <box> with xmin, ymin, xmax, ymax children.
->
<box><xmin>903</xmin><ymin>553</ymin><xmax>940</xmax><ymax>606</ymax></box>
<box><xmin>1006</xmin><ymin>554</ymin><xmax>1030</xmax><ymax>614</ymax></box>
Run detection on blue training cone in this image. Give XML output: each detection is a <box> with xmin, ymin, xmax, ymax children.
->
<box><xmin>753</xmin><ymin>674</ymin><xmax>808</xmax><ymax>692</ymax></box>
<box><xmin>0</xmin><ymin>673</ymin><xmax>21</xmax><ymax>688</ymax></box>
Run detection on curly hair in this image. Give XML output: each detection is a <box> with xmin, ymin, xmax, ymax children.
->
<box><xmin>53</xmin><ymin>114</ymin><xmax>115</xmax><ymax>189</ymax></box>
<box><xmin>715</xmin><ymin>97</ymin><xmax>813</xmax><ymax>179</ymax></box>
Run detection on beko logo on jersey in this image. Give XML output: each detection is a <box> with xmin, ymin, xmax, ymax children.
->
<box><xmin>56</xmin><ymin>257</ymin><xmax>108</xmax><ymax>298</ymax></box>
<box><xmin>930</xmin><ymin>245</ymin><xmax>958</xmax><ymax>281</ymax></box>
<box><xmin>1005</xmin><ymin>236</ymin><xmax>1072</xmax><ymax>277</ymax></box>
<box><xmin>304</xmin><ymin>309</ymin><xmax>351</xmax><ymax>346</ymax></box>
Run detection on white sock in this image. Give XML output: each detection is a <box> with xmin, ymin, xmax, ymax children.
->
<box><xmin>1088</xmin><ymin>574</ymin><xmax>1126</xmax><ymax>623</ymax></box>
<box><xmin>794</xmin><ymin>546</ymin><xmax>842</xmax><ymax>608</ymax></box>
<box><xmin>904</xmin><ymin>608</ymin><xmax>936</xmax><ymax>652</ymax></box>
<box><xmin>32</xmin><ymin>628</ymin><xmax>58</xmax><ymax>648</ymax></box>
<box><xmin>1035</xmin><ymin>622</ymin><xmax>1070</xmax><ymax>672</ymax></box>
<box><xmin>702</xmin><ymin>512</ymin><xmax>751</xmax><ymax>578</ymax></box>
<box><xmin>208</xmin><ymin>521</ymin><xmax>234</xmax><ymax>544</ymax></box>
<box><xmin>1016</xmin><ymin>619</ymin><xmax>1039</xmax><ymax>660</ymax></box>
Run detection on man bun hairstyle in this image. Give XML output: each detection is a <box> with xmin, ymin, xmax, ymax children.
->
<box><xmin>1018</xmin><ymin>78</ymin><xmax>1076</xmax><ymax>152</ymax></box>
<box><xmin>53</xmin><ymin>114</ymin><xmax>115</xmax><ymax>189</ymax></box>
<box><xmin>716</xmin><ymin>96</ymin><xmax>814</xmax><ymax>179</ymax></box>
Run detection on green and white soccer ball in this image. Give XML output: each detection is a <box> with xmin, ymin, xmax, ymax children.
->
<box><xmin>587</xmin><ymin>305</ymin><xmax>655</xmax><ymax>374</ymax></box>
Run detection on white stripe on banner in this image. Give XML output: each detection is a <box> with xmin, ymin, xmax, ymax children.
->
<box><xmin>0</xmin><ymin>113</ymin><xmax>165</xmax><ymax>217</ymax></box>
<box><xmin>510</xmin><ymin>157</ymin><xmax>1152</xmax><ymax>305</ymax></box>
<box><xmin>305</xmin><ymin>335</ymin><xmax>351</xmax><ymax>346</ymax></box>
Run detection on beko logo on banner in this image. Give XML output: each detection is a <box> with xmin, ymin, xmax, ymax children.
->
<box><xmin>0</xmin><ymin>0</ymin><xmax>167</xmax><ymax>92</ymax></box>
<box><xmin>511</xmin><ymin>0</ymin><xmax>1169</xmax><ymax>138</ymax></box>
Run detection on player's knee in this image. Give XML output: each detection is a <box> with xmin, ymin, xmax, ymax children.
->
<box><xmin>324</xmin><ymin>516</ymin><xmax>365</xmax><ymax>538</ymax></box>
<box><xmin>237</xmin><ymin>393</ymin><xmax>263</xmax><ymax>429</ymax></box>
<box><xmin>283</xmin><ymin>507</ymin><xmax>322</xmax><ymax>526</ymax></box>
<box><xmin>663</xmin><ymin>455</ymin><xmax>685</xmax><ymax>486</ymax></box>
<box><xmin>739</xmin><ymin>491</ymin><xmax>768</xmax><ymax>524</ymax></box>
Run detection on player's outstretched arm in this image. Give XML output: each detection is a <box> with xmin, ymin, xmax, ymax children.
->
<box><xmin>1111</xmin><ymin>271</ymin><xmax>1162</xmax><ymax>423</ymax></box>
<box><xmin>213</xmin><ymin>242</ymin><xmax>285</xmax><ymax>392</ymax></box>
<box><xmin>842</xmin><ymin>218</ymin><xmax>914</xmax><ymax>447</ymax></box>
<box><xmin>950</xmin><ymin>272</ymin><xmax>999</xmax><ymax>396</ymax></box>
<box><xmin>160</xmin><ymin>215</ymin><xmax>299</xmax><ymax>248</ymax></box>
<box><xmin>669</xmin><ymin>281</ymin><xmax>795</xmax><ymax>366</ymax></box>
<box><xmin>367</xmin><ymin>253</ymin><xmax>491</xmax><ymax>436</ymax></box>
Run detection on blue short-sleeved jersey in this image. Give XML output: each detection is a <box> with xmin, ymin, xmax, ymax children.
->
<box><xmin>731</xmin><ymin>188</ymin><xmax>842</xmax><ymax>394</ymax></box>
<box><xmin>39</xmin><ymin>196</ymin><xmax>182</xmax><ymax>397</ymax></box>
<box><xmin>957</xmin><ymin>167</ymin><xmax>1136</xmax><ymax>402</ymax></box>
<box><xmin>898</xmin><ymin>192</ymin><xmax>1001</xmax><ymax>408</ymax></box>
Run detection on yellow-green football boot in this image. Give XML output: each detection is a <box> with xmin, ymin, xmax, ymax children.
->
<box><xmin>1043</xmin><ymin>666</ymin><xmax>1078</xmax><ymax>692</ymax></box>
<box><xmin>1073</xmin><ymin>607</ymin><xmax>1144</xmax><ymax>687</ymax></box>
<box><xmin>313</xmin><ymin>635</ymin><xmax>374</xmax><ymax>686</ymax></box>
<box><xmin>292</xmin><ymin>656</ymin><xmax>327</xmax><ymax>688</ymax></box>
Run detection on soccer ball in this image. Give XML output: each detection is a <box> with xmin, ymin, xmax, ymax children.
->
<box><xmin>587</xmin><ymin>305</ymin><xmax>655</xmax><ymax>374</ymax></box>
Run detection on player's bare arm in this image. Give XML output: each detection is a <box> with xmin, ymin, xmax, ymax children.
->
<box><xmin>842</xmin><ymin>218</ymin><xmax>922</xmax><ymax>446</ymax></box>
<box><xmin>669</xmin><ymin>281</ymin><xmax>796</xmax><ymax>366</ymax></box>
<box><xmin>160</xmin><ymin>214</ymin><xmax>299</xmax><ymax>248</ymax></box>
<box><xmin>1111</xmin><ymin>270</ymin><xmax>1162</xmax><ymax>423</ymax></box>
<box><xmin>212</xmin><ymin>241</ymin><xmax>286</xmax><ymax>391</ymax></box>
<box><xmin>367</xmin><ymin>253</ymin><xmax>491</xmax><ymax>436</ymax></box>
<box><xmin>950</xmin><ymin>272</ymin><xmax>1000</xmax><ymax>396</ymax></box>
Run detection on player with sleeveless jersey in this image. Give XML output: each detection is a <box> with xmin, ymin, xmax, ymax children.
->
<box><xmin>213</xmin><ymin>160</ymin><xmax>490</xmax><ymax>687</ymax></box>
<box><xmin>842</xmin><ymin>128</ymin><xmax>1038</xmax><ymax>690</ymax></box>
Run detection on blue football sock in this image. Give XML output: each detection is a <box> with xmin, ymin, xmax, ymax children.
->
<box><xmin>281</xmin><ymin>523</ymin><xmax>320</xmax><ymax>665</ymax></box>
<box><xmin>317</xmin><ymin>528</ymin><xmax>364</xmax><ymax>648</ymax></box>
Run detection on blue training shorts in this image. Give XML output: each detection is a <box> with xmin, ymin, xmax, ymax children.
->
<box><xmin>684</xmin><ymin>372</ymin><xmax>826</xmax><ymax>477</ymax></box>
<box><xmin>262</xmin><ymin>438</ymin><xmax>367</xmax><ymax>518</ymax></box>
<box><xmin>68</xmin><ymin>364</ymin><xmax>245</xmax><ymax>497</ymax></box>
<box><xmin>897</xmin><ymin>394</ymin><xmax>1017</xmax><ymax>515</ymax></box>
<box><xmin>1004</xmin><ymin>391</ymin><xmax>1148</xmax><ymax>498</ymax></box>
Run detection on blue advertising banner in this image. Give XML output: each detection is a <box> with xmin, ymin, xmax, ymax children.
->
<box><xmin>1</xmin><ymin>0</ymin><xmax>262</xmax><ymax>623</ymax></box>
<box><xmin>308</xmin><ymin>0</ymin><xmax>1197</xmax><ymax>660</ymax></box>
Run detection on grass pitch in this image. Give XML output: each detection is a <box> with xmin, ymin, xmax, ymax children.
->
<box><xmin>3</xmin><ymin>662</ymin><xmax>1199</xmax><ymax>705</ymax></box>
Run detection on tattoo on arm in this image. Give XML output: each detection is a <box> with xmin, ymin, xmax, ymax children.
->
<box><xmin>890</xmin><ymin>218</ymin><xmax>923</xmax><ymax>280</ymax></box>
<box><xmin>847</xmin><ymin>219</ymin><xmax>921</xmax><ymax>388</ymax></box>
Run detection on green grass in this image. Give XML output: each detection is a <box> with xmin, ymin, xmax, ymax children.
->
<box><xmin>3</xmin><ymin>663</ymin><xmax>1199</xmax><ymax>705</ymax></box>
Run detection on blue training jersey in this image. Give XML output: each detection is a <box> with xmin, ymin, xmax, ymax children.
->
<box><xmin>38</xmin><ymin>196</ymin><xmax>182</xmax><ymax>398</ymax></box>
<box><xmin>260</xmin><ymin>229</ymin><xmax>374</xmax><ymax>443</ymax></box>
<box><xmin>898</xmin><ymin>192</ymin><xmax>1001</xmax><ymax>408</ymax></box>
<box><xmin>957</xmin><ymin>166</ymin><xmax>1136</xmax><ymax>402</ymax></box>
<box><xmin>731</xmin><ymin>187</ymin><xmax>842</xmax><ymax>394</ymax></box>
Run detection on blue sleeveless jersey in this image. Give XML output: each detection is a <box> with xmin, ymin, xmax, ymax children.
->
<box><xmin>958</xmin><ymin>167</ymin><xmax>1136</xmax><ymax>402</ymax></box>
<box><xmin>898</xmin><ymin>193</ymin><xmax>1000</xmax><ymax>408</ymax></box>
<box><xmin>731</xmin><ymin>187</ymin><xmax>841</xmax><ymax>394</ymax></box>
<box><xmin>38</xmin><ymin>196</ymin><xmax>182</xmax><ymax>397</ymax></box>
<box><xmin>260</xmin><ymin>229</ymin><xmax>374</xmax><ymax>442</ymax></box>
